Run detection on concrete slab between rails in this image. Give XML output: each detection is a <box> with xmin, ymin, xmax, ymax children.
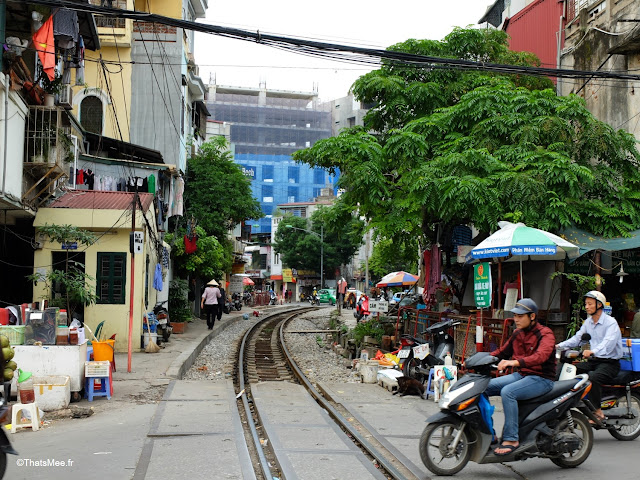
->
<box><xmin>133</xmin><ymin>379</ymin><xmax>256</xmax><ymax>480</ymax></box>
<box><xmin>318</xmin><ymin>382</ymin><xmax>524</xmax><ymax>480</ymax></box>
<box><xmin>252</xmin><ymin>381</ymin><xmax>387</xmax><ymax>480</ymax></box>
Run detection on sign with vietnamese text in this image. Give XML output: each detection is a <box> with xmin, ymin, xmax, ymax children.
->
<box><xmin>369</xmin><ymin>300</ymin><xmax>389</xmax><ymax>313</ymax></box>
<box><xmin>473</xmin><ymin>262</ymin><xmax>492</xmax><ymax>308</ymax></box>
<box><xmin>62</xmin><ymin>242</ymin><xmax>77</xmax><ymax>250</ymax></box>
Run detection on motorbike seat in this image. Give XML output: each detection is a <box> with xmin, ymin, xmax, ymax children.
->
<box><xmin>604</xmin><ymin>370</ymin><xmax>640</xmax><ymax>387</ymax></box>
<box><xmin>520</xmin><ymin>379</ymin><xmax>577</xmax><ymax>405</ymax></box>
<box><xmin>401</xmin><ymin>335</ymin><xmax>426</xmax><ymax>345</ymax></box>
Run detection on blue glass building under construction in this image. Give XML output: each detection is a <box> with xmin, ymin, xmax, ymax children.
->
<box><xmin>206</xmin><ymin>83</ymin><xmax>334</xmax><ymax>234</ymax></box>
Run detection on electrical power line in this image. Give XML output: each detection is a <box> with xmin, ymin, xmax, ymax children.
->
<box><xmin>15</xmin><ymin>0</ymin><xmax>640</xmax><ymax>83</ymax></box>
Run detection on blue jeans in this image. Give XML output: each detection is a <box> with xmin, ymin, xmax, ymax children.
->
<box><xmin>486</xmin><ymin>372</ymin><xmax>553</xmax><ymax>442</ymax></box>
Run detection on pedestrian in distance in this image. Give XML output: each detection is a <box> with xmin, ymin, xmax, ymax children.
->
<box><xmin>485</xmin><ymin>298</ymin><xmax>557</xmax><ymax>456</ymax></box>
<box><xmin>218</xmin><ymin>284</ymin><xmax>227</xmax><ymax>319</ymax></box>
<box><xmin>201</xmin><ymin>279</ymin><xmax>221</xmax><ymax>330</ymax></box>
<box><xmin>557</xmin><ymin>291</ymin><xmax>623</xmax><ymax>423</ymax></box>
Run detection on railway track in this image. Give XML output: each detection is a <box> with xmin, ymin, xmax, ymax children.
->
<box><xmin>234</xmin><ymin>307</ymin><xmax>421</xmax><ymax>480</ymax></box>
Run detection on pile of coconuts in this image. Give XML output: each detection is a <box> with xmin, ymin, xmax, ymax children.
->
<box><xmin>1</xmin><ymin>335</ymin><xmax>17</xmax><ymax>381</ymax></box>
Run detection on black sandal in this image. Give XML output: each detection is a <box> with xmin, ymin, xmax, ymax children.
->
<box><xmin>494</xmin><ymin>443</ymin><xmax>518</xmax><ymax>456</ymax></box>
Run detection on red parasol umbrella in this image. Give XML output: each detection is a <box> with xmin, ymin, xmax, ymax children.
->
<box><xmin>243</xmin><ymin>277</ymin><xmax>255</xmax><ymax>286</ymax></box>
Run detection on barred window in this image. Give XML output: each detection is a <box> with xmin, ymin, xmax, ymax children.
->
<box><xmin>90</xmin><ymin>1</ymin><xmax>127</xmax><ymax>28</ymax></box>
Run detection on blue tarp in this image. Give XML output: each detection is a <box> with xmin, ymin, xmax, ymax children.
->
<box><xmin>560</xmin><ymin>227</ymin><xmax>640</xmax><ymax>255</ymax></box>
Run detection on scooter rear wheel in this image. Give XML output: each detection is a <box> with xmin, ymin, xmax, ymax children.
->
<box><xmin>550</xmin><ymin>410</ymin><xmax>593</xmax><ymax>468</ymax></box>
<box><xmin>419</xmin><ymin>421</ymin><xmax>471</xmax><ymax>476</ymax></box>
<box><xmin>608</xmin><ymin>392</ymin><xmax>640</xmax><ymax>441</ymax></box>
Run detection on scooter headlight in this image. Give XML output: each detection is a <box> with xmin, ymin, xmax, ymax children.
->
<box><xmin>439</xmin><ymin>382</ymin><xmax>474</xmax><ymax>409</ymax></box>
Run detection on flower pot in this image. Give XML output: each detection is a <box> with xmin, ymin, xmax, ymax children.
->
<box><xmin>44</xmin><ymin>94</ymin><xmax>55</xmax><ymax>107</ymax></box>
<box><xmin>171</xmin><ymin>322</ymin><xmax>187</xmax><ymax>334</ymax></box>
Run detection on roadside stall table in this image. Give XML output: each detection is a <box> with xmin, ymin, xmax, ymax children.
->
<box><xmin>11</xmin><ymin>341</ymin><xmax>88</xmax><ymax>394</ymax></box>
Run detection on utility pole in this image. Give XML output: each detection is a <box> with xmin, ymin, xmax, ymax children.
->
<box><xmin>320</xmin><ymin>225</ymin><xmax>324</xmax><ymax>289</ymax></box>
<box><xmin>127</xmin><ymin>190</ymin><xmax>137</xmax><ymax>373</ymax></box>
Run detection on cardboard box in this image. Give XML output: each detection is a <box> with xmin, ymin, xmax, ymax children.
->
<box><xmin>620</xmin><ymin>338</ymin><xmax>640</xmax><ymax>372</ymax></box>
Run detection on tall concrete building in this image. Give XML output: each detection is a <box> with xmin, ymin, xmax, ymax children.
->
<box><xmin>206</xmin><ymin>82</ymin><xmax>333</xmax><ymax>236</ymax></box>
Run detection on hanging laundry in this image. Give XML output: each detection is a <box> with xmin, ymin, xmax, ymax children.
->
<box><xmin>76</xmin><ymin>169</ymin><xmax>84</xmax><ymax>184</ymax></box>
<box><xmin>74</xmin><ymin>36</ymin><xmax>85</xmax><ymax>85</ymax></box>
<box><xmin>148</xmin><ymin>174</ymin><xmax>156</xmax><ymax>193</ymax></box>
<box><xmin>53</xmin><ymin>8</ymin><xmax>79</xmax><ymax>48</ymax></box>
<box><xmin>162</xmin><ymin>247</ymin><xmax>170</xmax><ymax>269</ymax></box>
<box><xmin>184</xmin><ymin>234</ymin><xmax>197</xmax><ymax>254</ymax></box>
<box><xmin>153</xmin><ymin>264</ymin><xmax>163</xmax><ymax>291</ymax></box>
<box><xmin>172</xmin><ymin>177</ymin><xmax>184</xmax><ymax>216</ymax></box>
<box><xmin>85</xmin><ymin>169</ymin><xmax>95</xmax><ymax>190</ymax></box>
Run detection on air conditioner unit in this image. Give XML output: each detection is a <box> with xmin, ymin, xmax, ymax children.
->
<box><xmin>57</xmin><ymin>85</ymin><xmax>73</xmax><ymax>109</ymax></box>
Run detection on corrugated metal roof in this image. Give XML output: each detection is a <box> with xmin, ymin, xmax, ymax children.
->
<box><xmin>48</xmin><ymin>191</ymin><xmax>154</xmax><ymax>212</ymax></box>
<box><xmin>506</xmin><ymin>0</ymin><xmax>564</xmax><ymax>73</ymax></box>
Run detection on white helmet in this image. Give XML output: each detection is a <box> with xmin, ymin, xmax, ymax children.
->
<box><xmin>584</xmin><ymin>290</ymin><xmax>606</xmax><ymax>310</ymax></box>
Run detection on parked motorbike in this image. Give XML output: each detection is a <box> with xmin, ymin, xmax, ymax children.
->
<box><xmin>243</xmin><ymin>292</ymin><xmax>253</xmax><ymax>306</ymax></box>
<box><xmin>354</xmin><ymin>295</ymin><xmax>369</xmax><ymax>321</ymax></box>
<box><xmin>153</xmin><ymin>300</ymin><xmax>172</xmax><ymax>344</ymax></box>
<box><xmin>232</xmin><ymin>293</ymin><xmax>243</xmax><ymax>311</ymax></box>
<box><xmin>269</xmin><ymin>292</ymin><xmax>277</xmax><ymax>306</ymax></box>
<box><xmin>419</xmin><ymin>352</ymin><xmax>593</xmax><ymax>475</ymax></box>
<box><xmin>557</xmin><ymin>336</ymin><xmax>640</xmax><ymax>441</ymax></box>
<box><xmin>399</xmin><ymin>318</ymin><xmax>459</xmax><ymax>381</ymax></box>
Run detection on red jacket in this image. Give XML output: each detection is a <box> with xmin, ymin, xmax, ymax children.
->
<box><xmin>490</xmin><ymin>322</ymin><xmax>557</xmax><ymax>380</ymax></box>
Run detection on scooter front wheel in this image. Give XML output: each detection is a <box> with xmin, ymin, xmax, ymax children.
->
<box><xmin>419</xmin><ymin>421</ymin><xmax>471</xmax><ymax>476</ymax></box>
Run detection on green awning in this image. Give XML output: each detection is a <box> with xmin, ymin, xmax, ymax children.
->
<box><xmin>560</xmin><ymin>227</ymin><xmax>640</xmax><ymax>255</ymax></box>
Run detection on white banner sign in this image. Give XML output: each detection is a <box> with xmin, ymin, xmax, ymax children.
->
<box><xmin>369</xmin><ymin>300</ymin><xmax>389</xmax><ymax>313</ymax></box>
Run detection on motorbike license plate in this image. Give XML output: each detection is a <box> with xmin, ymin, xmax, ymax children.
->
<box><xmin>396</xmin><ymin>349</ymin><xmax>410</xmax><ymax>359</ymax></box>
<box><xmin>413</xmin><ymin>343</ymin><xmax>430</xmax><ymax>360</ymax></box>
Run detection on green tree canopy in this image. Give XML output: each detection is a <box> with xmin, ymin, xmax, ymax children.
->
<box><xmin>294</xmin><ymin>29</ymin><xmax>640</xmax><ymax>246</ymax></box>
<box><xmin>165</xmin><ymin>226</ymin><xmax>231</xmax><ymax>280</ymax></box>
<box><xmin>273</xmin><ymin>204</ymin><xmax>365</xmax><ymax>281</ymax></box>
<box><xmin>184</xmin><ymin>136</ymin><xmax>263</xmax><ymax>239</ymax></box>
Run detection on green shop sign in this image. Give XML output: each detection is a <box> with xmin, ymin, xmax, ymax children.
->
<box><xmin>474</xmin><ymin>262</ymin><xmax>492</xmax><ymax>308</ymax></box>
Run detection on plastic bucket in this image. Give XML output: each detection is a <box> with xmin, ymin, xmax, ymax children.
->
<box><xmin>143</xmin><ymin>332</ymin><xmax>157</xmax><ymax>347</ymax></box>
<box><xmin>361</xmin><ymin>361</ymin><xmax>379</xmax><ymax>383</ymax></box>
<box><xmin>92</xmin><ymin>339</ymin><xmax>115</xmax><ymax>362</ymax></box>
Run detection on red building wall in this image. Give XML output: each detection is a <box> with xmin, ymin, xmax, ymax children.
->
<box><xmin>505</xmin><ymin>0</ymin><xmax>565</xmax><ymax>71</ymax></box>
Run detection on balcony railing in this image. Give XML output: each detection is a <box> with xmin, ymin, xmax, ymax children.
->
<box><xmin>89</xmin><ymin>0</ymin><xmax>127</xmax><ymax>29</ymax></box>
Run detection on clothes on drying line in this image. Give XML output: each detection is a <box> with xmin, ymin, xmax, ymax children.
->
<box><xmin>53</xmin><ymin>8</ymin><xmax>79</xmax><ymax>46</ymax></box>
<box><xmin>162</xmin><ymin>247</ymin><xmax>170</xmax><ymax>269</ymax></box>
<box><xmin>153</xmin><ymin>264</ymin><xmax>163</xmax><ymax>291</ymax></box>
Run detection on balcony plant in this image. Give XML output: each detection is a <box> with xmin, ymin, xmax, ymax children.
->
<box><xmin>40</xmin><ymin>73</ymin><xmax>63</xmax><ymax>106</ymax></box>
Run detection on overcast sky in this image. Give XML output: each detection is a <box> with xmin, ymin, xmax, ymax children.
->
<box><xmin>194</xmin><ymin>1</ymin><xmax>494</xmax><ymax>102</ymax></box>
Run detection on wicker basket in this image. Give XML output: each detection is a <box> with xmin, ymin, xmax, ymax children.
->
<box><xmin>85</xmin><ymin>361</ymin><xmax>111</xmax><ymax>377</ymax></box>
<box><xmin>0</xmin><ymin>325</ymin><xmax>25</xmax><ymax>345</ymax></box>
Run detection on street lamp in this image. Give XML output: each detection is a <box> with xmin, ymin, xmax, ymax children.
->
<box><xmin>285</xmin><ymin>224</ymin><xmax>324</xmax><ymax>288</ymax></box>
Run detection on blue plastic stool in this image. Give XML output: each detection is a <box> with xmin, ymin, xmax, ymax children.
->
<box><xmin>425</xmin><ymin>368</ymin><xmax>435</xmax><ymax>399</ymax></box>
<box><xmin>85</xmin><ymin>375</ymin><xmax>111</xmax><ymax>401</ymax></box>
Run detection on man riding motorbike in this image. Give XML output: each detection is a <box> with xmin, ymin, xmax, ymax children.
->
<box><xmin>557</xmin><ymin>291</ymin><xmax>623</xmax><ymax>423</ymax></box>
<box><xmin>486</xmin><ymin>298</ymin><xmax>557</xmax><ymax>455</ymax></box>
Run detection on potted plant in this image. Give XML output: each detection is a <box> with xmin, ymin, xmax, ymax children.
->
<box><xmin>40</xmin><ymin>73</ymin><xmax>63</xmax><ymax>107</ymax></box>
<box><xmin>168</xmin><ymin>279</ymin><xmax>192</xmax><ymax>334</ymax></box>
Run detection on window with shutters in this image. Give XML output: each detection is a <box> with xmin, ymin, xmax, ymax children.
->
<box><xmin>80</xmin><ymin>96</ymin><xmax>104</xmax><ymax>134</ymax></box>
<box><xmin>97</xmin><ymin>252</ymin><xmax>127</xmax><ymax>304</ymax></box>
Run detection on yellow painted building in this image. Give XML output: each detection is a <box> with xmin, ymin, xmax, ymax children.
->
<box><xmin>33</xmin><ymin>191</ymin><xmax>164</xmax><ymax>352</ymax></box>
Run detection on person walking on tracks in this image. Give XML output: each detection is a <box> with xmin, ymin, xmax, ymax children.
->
<box><xmin>201</xmin><ymin>279</ymin><xmax>222</xmax><ymax>330</ymax></box>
